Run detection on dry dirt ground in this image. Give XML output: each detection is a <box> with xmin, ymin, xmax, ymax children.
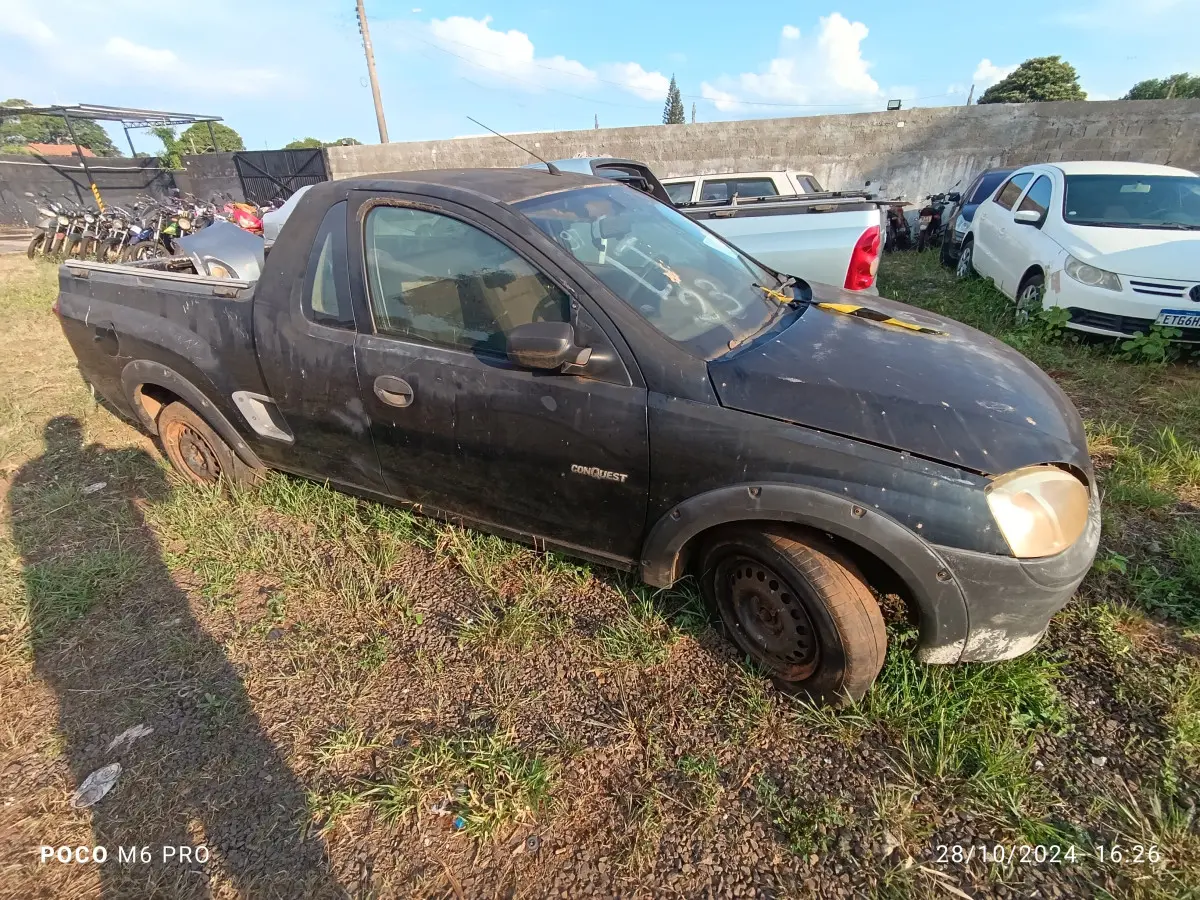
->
<box><xmin>0</xmin><ymin>252</ymin><xmax>1197</xmax><ymax>899</ymax></box>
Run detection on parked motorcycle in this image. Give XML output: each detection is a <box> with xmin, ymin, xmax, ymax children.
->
<box><xmin>24</xmin><ymin>192</ymin><xmax>64</xmax><ymax>260</ymax></box>
<box><xmin>915</xmin><ymin>192</ymin><xmax>959</xmax><ymax>252</ymax></box>
<box><xmin>884</xmin><ymin>203</ymin><xmax>911</xmax><ymax>253</ymax></box>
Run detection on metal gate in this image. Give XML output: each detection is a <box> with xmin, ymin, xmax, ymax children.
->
<box><xmin>233</xmin><ymin>149</ymin><xmax>328</xmax><ymax>207</ymax></box>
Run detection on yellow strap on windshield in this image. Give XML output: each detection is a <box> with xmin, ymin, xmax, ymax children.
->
<box><xmin>816</xmin><ymin>302</ymin><xmax>947</xmax><ymax>336</ymax></box>
<box><xmin>756</xmin><ymin>284</ymin><xmax>791</xmax><ymax>304</ymax></box>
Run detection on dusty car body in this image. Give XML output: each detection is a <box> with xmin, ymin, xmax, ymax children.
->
<box><xmin>55</xmin><ymin>167</ymin><xmax>1100</xmax><ymax>702</ymax></box>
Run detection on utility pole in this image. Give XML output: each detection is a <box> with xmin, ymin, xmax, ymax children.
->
<box><xmin>691</xmin><ymin>102</ymin><xmax>696</xmax><ymax>124</ymax></box>
<box><xmin>966</xmin><ymin>84</ymin><xmax>975</xmax><ymax>105</ymax></box>
<box><xmin>594</xmin><ymin>114</ymin><xmax>599</xmax><ymax>130</ymax></box>
<box><xmin>356</xmin><ymin>0</ymin><xmax>390</xmax><ymax>143</ymax></box>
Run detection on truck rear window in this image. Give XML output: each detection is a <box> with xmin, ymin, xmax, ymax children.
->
<box><xmin>700</xmin><ymin>178</ymin><xmax>779</xmax><ymax>202</ymax></box>
<box><xmin>664</xmin><ymin>181</ymin><xmax>695</xmax><ymax>204</ymax></box>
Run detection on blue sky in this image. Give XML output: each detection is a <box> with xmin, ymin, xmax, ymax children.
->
<box><xmin>2</xmin><ymin>0</ymin><xmax>1197</xmax><ymax>153</ymax></box>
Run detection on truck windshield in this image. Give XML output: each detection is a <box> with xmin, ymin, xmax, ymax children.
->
<box><xmin>1063</xmin><ymin>174</ymin><xmax>1200</xmax><ymax>229</ymax></box>
<box><xmin>515</xmin><ymin>184</ymin><xmax>786</xmax><ymax>356</ymax></box>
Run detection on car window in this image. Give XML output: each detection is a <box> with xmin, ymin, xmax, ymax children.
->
<box><xmin>1062</xmin><ymin>174</ymin><xmax>1200</xmax><ymax>229</ymax></box>
<box><xmin>363</xmin><ymin>205</ymin><xmax>569</xmax><ymax>356</ymax></box>
<box><xmin>700</xmin><ymin>178</ymin><xmax>779</xmax><ymax>202</ymax></box>
<box><xmin>970</xmin><ymin>171</ymin><xmax>1011</xmax><ymax>204</ymax></box>
<box><xmin>1018</xmin><ymin>175</ymin><xmax>1053</xmax><ymax>219</ymax></box>
<box><xmin>303</xmin><ymin>201</ymin><xmax>354</xmax><ymax>329</ymax></box>
<box><xmin>993</xmin><ymin>173</ymin><xmax>1034</xmax><ymax>210</ymax></box>
<box><xmin>797</xmin><ymin>176</ymin><xmax>824</xmax><ymax>192</ymax></box>
<box><xmin>664</xmin><ymin>181</ymin><xmax>695</xmax><ymax>204</ymax></box>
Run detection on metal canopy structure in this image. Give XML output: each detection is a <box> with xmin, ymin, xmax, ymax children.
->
<box><xmin>0</xmin><ymin>103</ymin><xmax>225</xmax><ymax>209</ymax></box>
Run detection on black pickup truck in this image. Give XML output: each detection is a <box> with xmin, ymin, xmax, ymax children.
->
<box><xmin>57</xmin><ymin>167</ymin><xmax>1100</xmax><ymax>703</ymax></box>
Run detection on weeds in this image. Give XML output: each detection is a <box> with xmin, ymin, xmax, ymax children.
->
<box><xmin>1120</xmin><ymin>326</ymin><xmax>1182</xmax><ymax>365</ymax></box>
<box><xmin>363</xmin><ymin>731</ymin><xmax>552</xmax><ymax>839</ymax></box>
<box><xmin>755</xmin><ymin>775</ymin><xmax>847</xmax><ymax>857</ymax></box>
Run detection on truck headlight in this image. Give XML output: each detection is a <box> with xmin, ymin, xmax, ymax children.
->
<box><xmin>1064</xmin><ymin>255</ymin><xmax>1121</xmax><ymax>291</ymax></box>
<box><xmin>986</xmin><ymin>466</ymin><xmax>1089</xmax><ymax>558</ymax></box>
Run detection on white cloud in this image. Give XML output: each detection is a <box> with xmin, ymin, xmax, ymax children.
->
<box><xmin>424</xmin><ymin>14</ymin><xmax>668</xmax><ymax>101</ymax></box>
<box><xmin>600</xmin><ymin>62</ymin><xmax>670</xmax><ymax>101</ymax></box>
<box><xmin>700</xmin><ymin>14</ymin><xmax>881</xmax><ymax>112</ymax></box>
<box><xmin>973</xmin><ymin>59</ymin><xmax>1017</xmax><ymax>90</ymax></box>
<box><xmin>429</xmin><ymin>15</ymin><xmax>596</xmax><ymax>88</ymax></box>
<box><xmin>103</xmin><ymin>36</ymin><xmax>280</xmax><ymax>96</ymax></box>
<box><xmin>0</xmin><ymin>1</ymin><xmax>55</xmax><ymax>47</ymax></box>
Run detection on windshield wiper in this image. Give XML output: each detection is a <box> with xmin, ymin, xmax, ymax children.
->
<box><xmin>1157</xmin><ymin>222</ymin><xmax>1200</xmax><ymax>230</ymax></box>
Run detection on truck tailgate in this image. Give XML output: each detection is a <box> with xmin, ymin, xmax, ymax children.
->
<box><xmin>56</xmin><ymin>262</ymin><xmax>269</xmax><ymax>431</ymax></box>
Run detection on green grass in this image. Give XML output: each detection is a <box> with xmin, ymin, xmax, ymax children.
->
<box><xmin>362</xmin><ymin>731</ymin><xmax>553</xmax><ymax>839</ymax></box>
<box><xmin>755</xmin><ymin>773</ymin><xmax>847</xmax><ymax>858</ymax></box>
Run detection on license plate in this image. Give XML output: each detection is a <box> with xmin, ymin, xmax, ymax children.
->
<box><xmin>1156</xmin><ymin>309</ymin><xmax>1200</xmax><ymax>329</ymax></box>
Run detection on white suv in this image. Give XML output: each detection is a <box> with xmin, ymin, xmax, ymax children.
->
<box><xmin>959</xmin><ymin>161</ymin><xmax>1200</xmax><ymax>338</ymax></box>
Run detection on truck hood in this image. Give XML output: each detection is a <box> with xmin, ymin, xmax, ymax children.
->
<box><xmin>708</xmin><ymin>284</ymin><xmax>1090</xmax><ymax>476</ymax></box>
<box><xmin>1057</xmin><ymin>224</ymin><xmax>1200</xmax><ymax>280</ymax></box>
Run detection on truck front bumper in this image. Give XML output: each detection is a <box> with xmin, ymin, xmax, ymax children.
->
<box><xmin>922</xmin><ymin>492</ymin><xmax>1101</xmax><ymax>664</ymax></box>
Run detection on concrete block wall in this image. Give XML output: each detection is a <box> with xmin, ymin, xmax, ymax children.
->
<box><xmin>325</xmin><ymin>99</ymin><xmax>1200</xmax><ymax>203</ymax></box>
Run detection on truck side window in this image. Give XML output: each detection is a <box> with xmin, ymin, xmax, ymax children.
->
<box><xmin>993</xmin><ymin>173</ymin><xmax>1034</xmax><ymax>211</ymax></box>
<box><xmin>304</xmin><ymin>201</ymin><xmax>354</xmax><ymax>329</ymax></box>
<box><xmin>363</xmin><ymin>205</ymin><xmax>569</xmax><ymax>356</ymax></box>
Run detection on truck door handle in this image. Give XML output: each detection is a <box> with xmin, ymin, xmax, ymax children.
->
<box><xmin>374</xmin><ymin>375</ymin><xmax>414</xmax><ymax>408</ymax></box>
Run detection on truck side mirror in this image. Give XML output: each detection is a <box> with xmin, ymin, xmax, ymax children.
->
<box><xmin>507</xmin><ymin>322</ymin><xmax>591</xmax><ymax>371</ymax></box>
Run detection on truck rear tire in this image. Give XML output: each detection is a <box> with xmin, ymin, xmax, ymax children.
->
<box><xmin>157</xmin><ymin>401</ymin><xmax>256</xmax><ymax>488</ymax></box>
<box><xmin>698</xmin><ymin>526</ymin><xmax>886</xmax><ymax>705</ymax></box>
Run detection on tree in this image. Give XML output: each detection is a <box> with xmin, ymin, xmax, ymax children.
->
<box><xmin>1124</xmin><ymin>73</ymin><xmax>1200</xmax><ymax>100</ymax></box>
<box><xmin>662</xmin><ymin>75</ymin><xmax>685</xmax><ymax>125</ymax></box>
<box><xmin>0</xmin><ymin>98</ymin><xmax>120</xmax><ymax>156</ymax></box>
<box><xmin>178</xmin><ymin>122</ymin><xmax>245</xmax><ymax>154</ymax></box>
<box><xmin>284</xmin><ymin>136</ymin><xmax>361</xmax><ymax>149</ymax></box>
<box><xmin>149</xmin><ymin>126</ymin><xmax>182</xmax><ymax>169</ymax></box>
<box><xmin>977</xmin><ymin>57</ymin><xmax>1086</xmax><ymax>104</ymax></box>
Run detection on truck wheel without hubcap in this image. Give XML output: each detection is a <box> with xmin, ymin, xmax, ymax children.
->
<box><xmin>699</xmin><ymin>526</ymin><xmax>886</xmax><ymax>705</ymax></box>
<box><xmin>157</xmin><ymin>401</ymin><xmax>255</xmax><ymax>488</ymax></box>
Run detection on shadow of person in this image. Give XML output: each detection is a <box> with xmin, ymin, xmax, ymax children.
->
<box><xmin>10</xmin><ymin>417</ymin><xmax>344</xmax><ymax>898</ymax></box>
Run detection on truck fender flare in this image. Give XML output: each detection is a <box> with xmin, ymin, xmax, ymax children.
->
<box><xmin>638</xmin><ymin>482</ymin><xmax>970</xmax><ymax>663</ymax></box>
<box><xmin>120</xmin><ymin>359</ymin><xmax>265</xmax><ymax>471</ymax></box>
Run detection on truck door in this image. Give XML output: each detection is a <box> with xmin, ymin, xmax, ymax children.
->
<box><xmin>349</xmin><ymin>191</ymin><xmax>649</xmax><ymax>564</ymax></box>
<box><xmin>252</xmin><ymin>199</ymin><xmax>386</xmax><ymax>492</ymax></box>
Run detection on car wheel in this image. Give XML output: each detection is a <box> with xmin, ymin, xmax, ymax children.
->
<box><xmin>157</xmin><ymin>401</ymin><xmax>256</xmax><ymax>488</ymax></box>
<box><xmin>1015</xmin><ymin>271</ymin><xmax>1045</xmax><ymax>325</ymax></box>
<box><xmin>698</xmin><ymin>525</ymin><xmax>886</xmax><ymax>705</ymax></box>
<box><xmin>955</xmin><ymin>239</ymin><xmax>976</xmax><ymax>279</ymax></box>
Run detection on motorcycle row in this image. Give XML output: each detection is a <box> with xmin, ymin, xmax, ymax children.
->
<box><xmin>883</xmin><ymin>190</ymin><xmax>961</xmax><ymax>254</ymax></box>
<box><xmin>25</xmin><ymin>191</ymin><xmax>273</xmax><ymax>263</ymax></box>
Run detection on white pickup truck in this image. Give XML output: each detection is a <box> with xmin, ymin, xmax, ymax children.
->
<box><xmin>661</xmin><ymin>170</ymin><xmax>826</xmax><ymax>205</ymax></box>
<box><xmin>534</xmin><ymin>159</ymin><xmax>888</xmax><ymax>292</ymax></box>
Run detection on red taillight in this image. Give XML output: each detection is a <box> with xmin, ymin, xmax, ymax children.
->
<box><xmin>844</xmin><ymin>225</ymin><xmax>881</xmax><ymax>291</ymax></box>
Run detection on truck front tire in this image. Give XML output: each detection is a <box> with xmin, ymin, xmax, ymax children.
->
<box><xmin>699</xmin><ymin>526</ymin><xmax>886</xmax><ymax>705</ymax></box>
<box><xmin>157</xmin><ymin>401</ymin><xmax>256</xmax><ymax>488</ymax></box>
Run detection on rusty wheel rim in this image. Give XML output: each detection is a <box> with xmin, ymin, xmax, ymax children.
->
<box><xmin>167</xmin><ymin>421</ymin><xmax>221</xmax><ymax>484</ymax></box>
<box><xmin>715</xmin><ymin>554</ymin><xmax>819</xmax><ymax>680</ymax></box>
